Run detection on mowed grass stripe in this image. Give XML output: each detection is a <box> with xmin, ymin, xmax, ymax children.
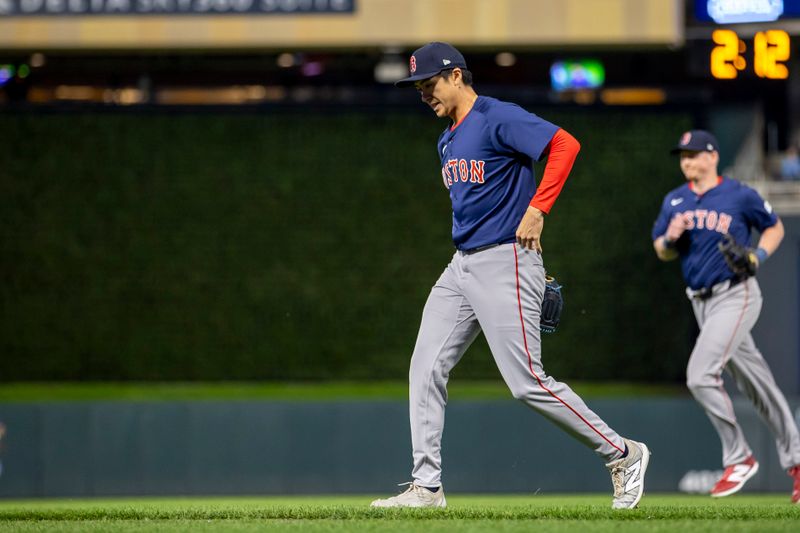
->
<box><xmin>0</xmin><ymin>495</ymin><xmax>797</xmax><ymax>522</ymax></box>
<box><xmin>0</xmin><ymin>381</ymin><xmax>685</xmax><ymax>402</ymax></box>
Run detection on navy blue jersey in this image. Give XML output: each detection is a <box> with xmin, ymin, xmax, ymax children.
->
<box><xmin>652</xmin><ymin>177</ymin><xmax>778</xmax><ymax>290</ymax></box>
<box><xmin>437</xmin><ymin>95</ymin><xmax>559</xmax><ymax>250</ymax></box>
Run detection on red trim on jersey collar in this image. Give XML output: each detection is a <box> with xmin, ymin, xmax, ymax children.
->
<box><xmin>688</xmin><ymin>176</ymin><xmax>723</xmax><ymax>194</ymax></box>
<box><xmin>450</xmin><ymin>103</ymin><xmax>476</xmax><ymax>131</ymax></box>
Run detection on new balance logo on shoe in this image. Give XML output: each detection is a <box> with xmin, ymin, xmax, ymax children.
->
<box><xmin>625</xmin><ymin>462</ymin><xmax>642</xmax><ymax>492</ymax></box>
<box><xmin>726</xmin><ymin>464</ymin><xmax>752</xmax><ymax>483</ymax></box>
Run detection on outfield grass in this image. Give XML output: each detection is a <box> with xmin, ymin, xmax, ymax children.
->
<box><xmin>0</xmin><ymin>494</ymin><xmax>797</xmax><ymax>532</ymax></box>
<box><xmin>0</xmin><ymin>381</ymin><xmax>686</xmax><ymax>402</ymax></box>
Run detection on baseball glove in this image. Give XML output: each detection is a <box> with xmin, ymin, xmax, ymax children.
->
<box><xmin>540</xmin><ymin>275</ymin><xmax>563</xmax><ymax>334</ymax></box>
<box><xmin>718</xmin><ymin>234</ymin><xmax>758</xmax><ymax>278</ymax></box>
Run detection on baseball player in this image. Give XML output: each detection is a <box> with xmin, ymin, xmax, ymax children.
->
<box><xmin>371</xmin><ymin>42</ymin><xmax>650</xmax><ymax>510</ymax></box>
<box><xmin>652</xmin><ymin>129</ymin><xmax>800</xmax><ymax>502</ymax></box>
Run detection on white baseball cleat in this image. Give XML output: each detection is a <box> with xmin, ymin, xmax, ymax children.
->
<box><xmin>370</xmin><ymin>482</ymin><xmax>446</xmax><ymax>508</ymax></box>
<box><xmin>606</xmin><ymin>438</ymin><xmax>650</xmax><ymax>509</ymax></box>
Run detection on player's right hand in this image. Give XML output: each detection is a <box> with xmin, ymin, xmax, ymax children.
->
<box><xmin>516</xmin><ymin>206</ymin><xmax>544</xmax><ymax>253</ymax></box>
<box><xmin>665</xmin><ymin>214</ymin><xmax>687</xmax><ymax>242</ymax></box>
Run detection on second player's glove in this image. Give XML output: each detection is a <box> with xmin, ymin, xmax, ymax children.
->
<box><xmin>540</xmin><ymin>275</ymin><xmax>563</xmax><ymax>334</ymax></box>
<box><xmin>717</xmin><ymin>234</ymin><xmax>758</xmax><ymax>278</ymax></box>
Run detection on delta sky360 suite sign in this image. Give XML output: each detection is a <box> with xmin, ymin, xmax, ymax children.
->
<box><xmin>0</xmin><ymin>0</ymin><xmax>355</xmax><ymax>16</ymax></box>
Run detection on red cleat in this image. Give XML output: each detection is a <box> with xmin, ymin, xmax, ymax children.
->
<box><xmin>789</xmin><ymin>465</ymin><xmax>800</xmax><ymax>504</ymax></box>
<box><xmin>710</xmin><ymin>456</ymin><xmax>759</xmax><ymax>498</ymax></box>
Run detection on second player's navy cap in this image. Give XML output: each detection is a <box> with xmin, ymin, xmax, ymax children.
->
<box><xmin>395</xmin><ymin>42</ymin><xmax>467</xmax><ymax>87</ymax></box>
<box><xmin>671</xmin><ymin>130</ymin><xmax>720</xmax><ymax>154</ymax></box>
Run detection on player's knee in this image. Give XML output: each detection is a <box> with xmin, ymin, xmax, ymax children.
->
<box><xmin>409</xmin><ymin>355</ymin><xmax>449</xmax><ymax>383</ymax></box>
<box><xmin>509</xmin><ymin>383</ymin><xmax>532</xmax><ymax>402</ymax></box>
<box><xmin>686</xmin><ymin>373</ymin><xmax>716</xmax><ymax>392</ymax></box>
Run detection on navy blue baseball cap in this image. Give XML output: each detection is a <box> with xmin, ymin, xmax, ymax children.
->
<box><xmin>671</xmin><ymin>130</ymin><xmax>720</xmax><ymax>154</ymax></box>
<box><xmin>395</xmin><ymin>42</ymin><xmax>467</xmax><ymax>87</ymax></box>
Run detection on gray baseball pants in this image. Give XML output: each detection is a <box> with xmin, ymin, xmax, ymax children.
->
<box><xmin>686</xmin><ymin>276</ymin><xmax>800</xmax><ymax>469</ymax></box>
<box><xmin>409</xmin><ymin>243</ymin><xmax>625</xmax><ymax>487</ymax></box>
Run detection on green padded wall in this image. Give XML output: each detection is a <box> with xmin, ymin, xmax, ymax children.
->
<box><xmin>1</xmin><ymin>109</ymin><xmax>693</xmax><ymax>381</ymax></box>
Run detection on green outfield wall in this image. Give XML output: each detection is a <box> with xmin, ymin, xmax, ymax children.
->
<box><xmin>0</xmin><ymin>397</ymin><xmax>798</xmax><ymax>497</ymax></box>
<box><xmin>1</xmin><ymin>108</ymin><xmax>694</xmax><ymax>381</ymax></box>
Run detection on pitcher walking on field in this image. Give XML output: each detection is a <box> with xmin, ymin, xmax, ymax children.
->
<box><xmin>370</xmin><ymin>42</ymin><xmax>650</xmax><ymax>510</ymax></box>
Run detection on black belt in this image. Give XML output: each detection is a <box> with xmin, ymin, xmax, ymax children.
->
<box><xmin>461</xmin><ymin>243</ymin><xmax>502</xmax><ymax>254</ymax></box>
<box><xmin>692</xmin><ymin>276</ymin><xmax>746</xmax><ymax>301</ymax></box>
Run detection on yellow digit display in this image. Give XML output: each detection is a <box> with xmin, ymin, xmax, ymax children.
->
<box><xmin>711</xmin><ymin>29</ymin><xmax>746</xmax><ymax>79</ymax></box>
<box><xmin>754</xmin><ymin>30</ymin><xmax>790</xmax><ymax>79</ymax></box>
<box><xmin>711</xmin><ymin>29</ymin><xmax>790</xmax><ymax>80</ymax></box>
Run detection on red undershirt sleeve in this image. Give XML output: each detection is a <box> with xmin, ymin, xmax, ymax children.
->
<box><xmin>529</xmin><ymin>128</ymin><xmax>580</xmax><ymax>214</ymax></box>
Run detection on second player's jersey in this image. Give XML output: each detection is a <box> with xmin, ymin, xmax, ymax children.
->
<box><xmin>651</xmin><ymin>177</ymin><xmax>778</xmax><ymax>290</ymax></box>
<box><xmin>437</xmin><ymin>95</ymin><xmax>558</xmax><ymax>250</ymax></box>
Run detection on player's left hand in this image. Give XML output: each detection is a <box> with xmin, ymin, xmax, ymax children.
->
<box><xmin>540</xmin><ymin>275</ymin><xmax>563</xmax><ymax>333</ymax></box>
<box><xmin>718</xmin><ymin>234</ymin><xmax>758</xmax><ymax>277</ymax></box>
<box><xmin>516</xmin><ymin>206</ymin><xmax>544</xmax><ymax>253</ymax></box>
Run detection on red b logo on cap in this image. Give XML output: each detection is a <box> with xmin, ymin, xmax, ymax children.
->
<box><xmin>680</xmin><ymin>132</ymin><xmax>692</xmax><ymax>146</ymax></box>
<box><xmin>410</xmin><ymin>56</ymin><xmax>417</xmax><ymax>74</ymax></box>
